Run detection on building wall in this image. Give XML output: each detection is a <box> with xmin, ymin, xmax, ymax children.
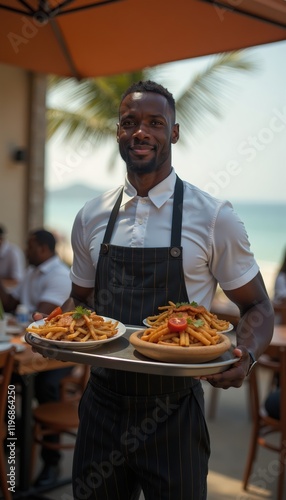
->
<box><xmin>0</xmin><ymin>63</ymin><xmax>46</xmax><ymax>250</ymax></box>
<box><xmin>0</xmin><ymin>63</ymin><xmax>29</xmax><ymax>249</ymax></box>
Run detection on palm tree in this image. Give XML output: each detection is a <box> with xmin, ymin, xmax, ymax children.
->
<box><xmin>47</xmin><ymin>51</ymin><xmax>257</xmax><ymax>168</ymax></box>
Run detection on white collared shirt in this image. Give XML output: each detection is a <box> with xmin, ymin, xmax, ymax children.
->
<box><xmin>0</xmin><ymin>240</ymin><xmax>25</xmax><ymax>282</ymax></box>
<box><xmin>12</xmin><ymin>255</ymin><xmax>71</xmax><ymax>314</ymax></box>
<box><xmin>70</xmin><ymin>169</ymin><xmax>259</xmax><ymax>309</ymax></box>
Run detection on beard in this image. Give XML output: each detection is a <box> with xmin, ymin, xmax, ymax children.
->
<box><xmin>126</xmin><ymin>159</ymin><xmax>157</xmax><ymax>175</ymax></box>
<box><xmin>120</xmin><ymin>146</ymin><xmax>159</xmax><ymax>175</ymax></box>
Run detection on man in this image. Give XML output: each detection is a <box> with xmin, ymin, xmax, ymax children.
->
<box><xmin>0</xmin><ymin>228</ymin><xmax>72</xmax><ymax>487</ymax></box>
<box><xmin>60</xmin><ymin>81</ymin><xmax>273</xmax><ymax>499</ymax></box>
<box><xmin>0</xmin><ymin>224</ymin><xmax>25</xmax><ymax>289</ymax></box>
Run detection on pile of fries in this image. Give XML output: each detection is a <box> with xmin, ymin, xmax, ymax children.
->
<box><xmin>142</xmin><ymin>301</ymin><xmax>230</xmax><ymax>347</ymax></box>
<box><xmin>27</xmin><ymin>308</ymin><xmax>119</xmax><ymax>342</ymax></box>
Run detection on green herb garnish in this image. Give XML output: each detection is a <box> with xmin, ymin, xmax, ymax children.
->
<box><xmin>175</xmin><ymin>301</ymin><xmax>198</xmax><ymax>307</ymax></box>
<box><xmin>188</xmin><ymin>319</ymin><xmax>204</xmax><ymax>327</ymax></box>
<box><xmin>72</xmin><ymin>306</ymin><xmax>91</xmax><ymax>319</ymax></box>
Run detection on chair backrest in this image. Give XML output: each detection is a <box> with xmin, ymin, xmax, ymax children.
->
<box><xmin>60</xmin><ymin>364</ymin><xmax>90</xmax><ymax>402</ymax></box>
<box><xmin>273</xmin><ymin>303</ymin><xmax>286</xmax><ymax>325</ymax></box>
<box><xmin>250</xmin><ymin>343</ymin><xmax>286</xmax><ymax>430</ymax></box>
<box><xmin>0</xmin><ymin>348</ymin><xmax>16</xmax><ymax>431</ymax></box>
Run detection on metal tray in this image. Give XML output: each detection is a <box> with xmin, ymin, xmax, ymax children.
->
<box><xmin>25</xmin><ymin>326</ymin><xmax>238</xmax><ymax>377</ymax></box>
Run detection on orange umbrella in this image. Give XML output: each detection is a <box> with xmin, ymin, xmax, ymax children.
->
<box><xmin>0</xmin><ymin>0</ymin><xmax>285</xmax><ymax>79</ymax></box>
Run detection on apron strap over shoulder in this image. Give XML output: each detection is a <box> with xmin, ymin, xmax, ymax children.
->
<box><xmin>171</xmin><ymin>175</ymin><xmax>184</xmax><ymax>248</ymax></box>
<box><xmin>102</xmin><ymin>188</ymin><xmax>123</xmax><ymax>245</ymax></box>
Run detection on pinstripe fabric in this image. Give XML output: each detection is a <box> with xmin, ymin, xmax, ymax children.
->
<box><xmin>73</xmin><ymin>379</ymin><xmax>209</xmax><ymax>500</ymax></box>
<box><xmin>72</xmin><ymin>176</ymin><xmax>210</xmax><ymax>499</ymax></box>
<box><xmin>95</xmin><ymin>245</ymin><xmax>187</xmax><ymax>326</ymax></box>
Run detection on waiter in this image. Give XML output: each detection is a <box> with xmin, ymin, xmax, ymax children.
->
<box><xmin>59</xmin><ymin>81</ymin><xmax>273</xmax><ymax>499</ymax></box>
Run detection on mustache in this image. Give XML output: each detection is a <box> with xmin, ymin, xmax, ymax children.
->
<box><xmin>129</xmin><ymin>142</ymin><xmax>157</xmax><ymax>150</ymax></box>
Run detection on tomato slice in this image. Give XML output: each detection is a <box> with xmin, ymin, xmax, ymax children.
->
<box><xmin>168</xmin><ymin>317</ymin><xmax>188</xmax><ymax>332</ymax></box>
<box><xmin>46</xmin><ymin>306</ymin><xmax>63</xmax><ymax>321</ymax></box>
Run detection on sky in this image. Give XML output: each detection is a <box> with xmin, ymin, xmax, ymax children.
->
<box><xmin>45</xmin><ymin>40</ymin><xmax>286</xmax><ymax>203</ymax></box>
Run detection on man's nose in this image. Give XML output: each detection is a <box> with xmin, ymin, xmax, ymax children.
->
<box><xmin>133</xmin><ymin>124</ymin><xmax>150</xmax><ymax>139</ymax></box>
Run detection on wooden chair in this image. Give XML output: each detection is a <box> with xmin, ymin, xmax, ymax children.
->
<box><xmin>243</xmin><ymin>344</ymin><xmax>286</xmax><ymax>500</ymax></box>
<box><xmin>273</xmin><ymin>303</ymin><xmax>286</xmax><ymax>325</ymax></box>
<box><xmin>31</xmin><ymin>365</ymin><xmax>90</xmax><ymax>482</ymax></box>
<box><xmin>0</xmin><ymin>347</ymin><xmax>16</xmax><ymax>500</ymax></box>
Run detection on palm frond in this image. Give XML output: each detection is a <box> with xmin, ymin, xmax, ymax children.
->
<box><xmin>46</xmin><ymin>51</ymin><xmax>258</xmax><ymax>156</ymax></box>
<box><xmin>175</xmin><ymin>51</ymin><xmax>258</xmax><ymax>143</ymax></box>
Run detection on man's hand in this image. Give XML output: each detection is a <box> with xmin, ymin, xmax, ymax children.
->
<box><xmin>197</xmin><ymin>347</ymin><xmax>250</xmax><ymax>389</ymax></box>
<box><xmin>32</xmin><ymin>311</ymin><xmax>46</xmax><ymax>321</ymax></box>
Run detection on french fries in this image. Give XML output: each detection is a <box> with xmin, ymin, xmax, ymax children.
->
<box><xmin>26</xmin><ymin>307</ymin><xmax>119</xmax><ymax>342</ymax></box>
<box><xmin>142</xmin><ymin>301</ymin><xmax>230</xmax><ymax>347</ymax></box>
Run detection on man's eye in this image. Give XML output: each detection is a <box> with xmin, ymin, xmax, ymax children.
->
<box><xmin>151</xmin><ymin>120</ymin><xmax>163</xmax><ymax>126</ymax></box>
<box><xmin>122</xmin><ymin>120</ymin><xmax>135</xmax><ymax>127</ymax></box>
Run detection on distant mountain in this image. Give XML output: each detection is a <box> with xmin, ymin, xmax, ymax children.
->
<box><xmin>46</xmin><ymin>183</ymin><xmax>104</xmax><ymax>200</ymax></box>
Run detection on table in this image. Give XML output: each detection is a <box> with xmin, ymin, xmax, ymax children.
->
<box><xmin>270</xmin><ymin>324</ymin><xmax>286</xmax><ymax>346</ymax></box>
<box><xmin>8</xmin><ymin>333</ymin><xmax>75</xmax><ymax>498</ymax></box>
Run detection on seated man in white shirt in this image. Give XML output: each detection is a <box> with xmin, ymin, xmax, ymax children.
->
<box><xmin>0</xmin><ymin>228</ymin><xmax>72</xmax><ymax>487</ymax></box>
<box><xmin>0</xmin><ymin>224</ymin><xmax>25</xmax><ymax>290</ymax></box>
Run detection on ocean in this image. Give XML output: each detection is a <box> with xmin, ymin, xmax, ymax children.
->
<box><xmin>44</xmin><ymin>185</ymin><xmax>286</xmax><ymax>295</ymax></box>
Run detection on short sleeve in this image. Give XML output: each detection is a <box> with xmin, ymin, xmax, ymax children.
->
<box><xmin>70</xmin><ymin>207</ymin><xmax>96</xmax><ymax>288</ymax></box>
<box><xmin>210</xmin><ymin>202</ymin><xmax>259</xmax><ymax>290</ymax></box>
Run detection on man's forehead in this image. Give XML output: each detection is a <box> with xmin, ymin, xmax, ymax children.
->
<box><xmin>120</xmin><ymin>91</ymin><xmax>171</xmax><ymax>114</ymax></box>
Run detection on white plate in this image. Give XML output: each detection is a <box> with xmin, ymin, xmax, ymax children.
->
<box><xmin>0</xmin><ymin>342</ymin><xmax>25</xmax><ymax>353</ymax></box>
<box><xmin>142</xmin><ymin>318</ymin><xmax>234</xmax><ymax>333</ymax></box>
<box><xmin>26</xmin><ymin>317</ymin><xmax>126</xmax><ymax>351</ymax></box>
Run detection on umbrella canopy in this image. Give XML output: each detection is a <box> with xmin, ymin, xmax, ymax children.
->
<box><xmin>0</xmin><ymin>0</ymin><xmax>285</xmax><ymax>80</ymax></box>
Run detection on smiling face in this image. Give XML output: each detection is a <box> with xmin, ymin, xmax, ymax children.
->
<box><xmin>117</xmin><ymin>91</ymin><xmax>179</xmax><ymax>183</ymax></box>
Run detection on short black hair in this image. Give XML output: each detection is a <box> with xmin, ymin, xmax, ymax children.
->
<box><xmin>0</xmin><ymin>225</ymin><xmax>7</xmax><ymax>236</ymax></box>
<box><xmin>121</xmin><ymin>80</ymin><xmax>176</xmax><ymax>118</ymax></box>
<box><xmin>30</xmin><ymin>229</ymin><xmax>56</xmax><ymax>253</ymax></box>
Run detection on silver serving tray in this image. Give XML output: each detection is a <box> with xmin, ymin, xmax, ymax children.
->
<box><xmin>25</xmin><ymin>326</ymin><xmax>238</xmax><ymax>377</ymax></box>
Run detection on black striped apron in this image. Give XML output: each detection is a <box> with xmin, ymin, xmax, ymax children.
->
<box><xmin>72</xmin><ymin>176</ymin><xmax>210</xmax><ymax>500</ymax></box>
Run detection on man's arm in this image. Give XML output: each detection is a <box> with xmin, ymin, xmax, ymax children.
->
<box><xmin>33</xmin><ymin>283</ymin><xmax>94</xmax><ymax>320</ymax></box>
<box><xmin>203</xmin><ymin>272</ymin><xmax>274</xmax><ymax>389</ymax></box>
<box><xmin>61</xmin><ymin>283</ymin><xmax>95</xmax><ymax>312</ymax></box>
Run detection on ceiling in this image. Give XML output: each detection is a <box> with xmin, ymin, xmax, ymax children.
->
<box><xmin>0</xmin><ymin>0</ymin><xmax>285</xmax><ymax>79</ymax></box>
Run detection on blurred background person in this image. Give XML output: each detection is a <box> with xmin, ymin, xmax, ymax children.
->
<box><xmin>0</xmin><ymin>228</ymin><xmax>73</xmax><ymax>487</ymax></box>
<box><xmin>0</xmin><ymin>228</ymin><xmax>71</xmax><ymax>317</ymax></box>
<box><xmin>273</xmin><ymin>248</ymin><xmax>286</xmax><ymax>325</ymax></box>
<box><xmin>273</xmin><ymin>247</ymin><xmax>286</xmax><ymax>306</ymax></box>
<box><xmin>0</xmin><ymin>224</ymin><xmax>25</xmax><ymax>290</ymax></box>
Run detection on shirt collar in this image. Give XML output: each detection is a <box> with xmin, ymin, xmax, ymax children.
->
<box><xmin>33</xmin><ymin>255</ymin><xmax>59</xmax><ymax>275</ymax></box>
<box><xmin>121</xmin><ymin>168</ymin><xmax>177</xmax><ymax>208</ymax></box>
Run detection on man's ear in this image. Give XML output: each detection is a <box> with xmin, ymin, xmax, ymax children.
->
<box><xmin>116</xmin><ymin>123</ymin><xmax>119</xmax><ymax>142</ymax></box>
<box><xmin>171</xmin><ymin>123</ymin><xmax>180</xmax><ymax>144</ymax></box>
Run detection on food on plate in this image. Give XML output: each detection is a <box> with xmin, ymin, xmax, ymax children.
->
<box><xmin>46</xmin><ymin>306</ymin><xmax>63</xmax><ymax>321</ymax></box>
<box><xmin>26</xmin><ymin>306</ymin><xmax>119</xmax><ymax>342</ymax></box>
<box><xmin>142</xmin><ymin>301</ymin><xmax>230</xmax><ymax>347</ymax></box>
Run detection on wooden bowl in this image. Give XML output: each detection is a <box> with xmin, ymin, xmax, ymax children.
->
<box><xmin>129</xmin><ymin>330</ymin><xmax>232</xmax><ymax>364</ymax></box>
